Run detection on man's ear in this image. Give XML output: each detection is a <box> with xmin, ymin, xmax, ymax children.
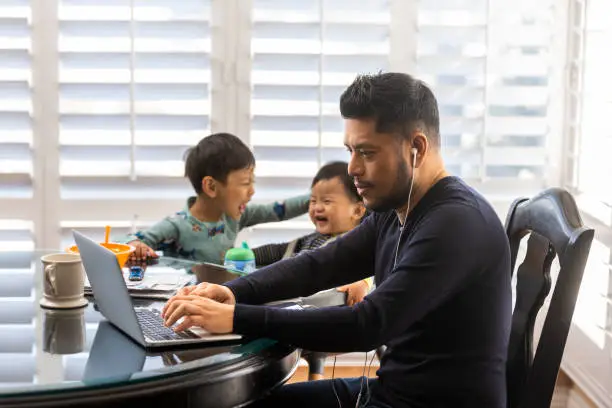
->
<box><xmin>201</xmin><ymin>176</ymin><xmax>218</xmax><ymax>198</ymax></box>
<box><xmin>410</xmin><ymin>132</ymin><xmax>429</xmax><ymax>168</ymax></box>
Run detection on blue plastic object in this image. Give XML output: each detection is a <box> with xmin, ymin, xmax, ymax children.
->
<box><xmin>128</xmin><ymin>266</ymin><xmax>144</xmax><ymax>281</ymax></box>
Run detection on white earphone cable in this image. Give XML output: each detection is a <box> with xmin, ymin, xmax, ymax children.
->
<box><xmin>336</xmin><ymin>147</ymin><xmax>418</xmax><ymax>408</ymax></box>
<box><xmin>393</xmin><ymin>148</ymin><xmax>418</xmax><ymax>267</ymax></box>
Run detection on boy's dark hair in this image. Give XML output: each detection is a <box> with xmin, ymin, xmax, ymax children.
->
<box><xmin>311</xmin><ymin>161</ymin><xmax>362</xmax><ymax>203</ymax></box>
<box><xmin>339</xmin><ymin>72</ymin><xmax>440</xmax><ymax>146</ymax></box>
<box><xmin>184</xmin><ymin>133</ymin><xmax>255</xmax><ymax>195</ymax></box>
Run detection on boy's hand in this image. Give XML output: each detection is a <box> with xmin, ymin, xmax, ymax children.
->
<box><xmin>337</xmin><ymin>280</ymin><xmax>369</xmax><ymax>306</ymax></box>
<box><xmin>128</xmin><ymin>240</ymin><xmax>158</xmax><ymax>261</ymax></box>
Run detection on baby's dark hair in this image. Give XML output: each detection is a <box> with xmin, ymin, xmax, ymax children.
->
<box><xmin>311</xmin><ymin>161</ymin><xmax>362</xmax><ymax>203</ymax></box>
<box><xmin>184</xmin><ymin>133</ymin><xmax>255</xmax><ymax>195</ymax></box>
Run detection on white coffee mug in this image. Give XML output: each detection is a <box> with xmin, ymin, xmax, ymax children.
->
<box><xmin>40</xmin><ymin>253</ymin><xmax>88</xmax><ymax>309</ymax></box>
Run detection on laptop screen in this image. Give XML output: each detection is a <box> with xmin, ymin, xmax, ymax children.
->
<box><xmin>73</xmin><ymin>230</ymin><xmax>145</xmax><ymax>345</ymax></box>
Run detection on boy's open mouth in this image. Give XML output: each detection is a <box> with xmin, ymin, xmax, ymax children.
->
<box><xmin>239</xmin><ymin>204</ymin><xmax>247</xmax><ymax>214</ymax></box>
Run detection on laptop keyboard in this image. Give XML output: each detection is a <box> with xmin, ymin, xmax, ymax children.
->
<box><xmin>135</xmin><ymin>309</ymin><xmax>198</xmax><ymax>341</ymax></box>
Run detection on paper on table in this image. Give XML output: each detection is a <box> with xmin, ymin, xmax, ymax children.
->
<box><xmin>84</xmin><ymin>265</ymin><xmax>195</xmax><ymax>298</ymax></box>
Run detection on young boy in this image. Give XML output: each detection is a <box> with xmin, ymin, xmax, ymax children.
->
<box><xmin>120</xmin><ymin>133</ymin><xmax>309</xmax><ymax>265</ymax></box>
<box><xmin>252</xmin><ymin>161</ymin><xmax>373</xmax><ymax>306</ymax></box>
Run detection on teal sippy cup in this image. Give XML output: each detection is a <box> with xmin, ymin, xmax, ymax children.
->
<box><xmin>224</xmin><ymin>241</ymin><xmax>256</xmax><ymax>274</ymax></box>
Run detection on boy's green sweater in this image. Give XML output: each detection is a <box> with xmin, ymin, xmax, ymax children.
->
<box><xmin>118</xmin><ymin>194</ymin><xmax>309</xmax><ymax>264</ymax></box>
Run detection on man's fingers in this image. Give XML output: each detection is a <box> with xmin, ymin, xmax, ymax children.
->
<box><xmin>161</xmin><ymin>297</ymin><xmax>180</xmax><ymax>319</ymax></box>
<box><xmin>177</xmin><ymin>286</ymin><xmax>195</xmax><ymax>296</ymax></box>
<box><xmin>336</xmin><ymin>285</ymin><xmax>349</xmax><ymax>292</ymax></box>
<box><xmin>198</xmin><ymin>286</ymin><xmax>220</xmax><ymax>299</ymax></box>
<box><xmin>173</xmin><ymin>314</ymin><xmax>207</xmax><ymax>332</ymax></box>
<box><xmin>188</xmin><ymin>283</ymin><xmax>208</xmax><ymax>295</ymax></box>
<box><xmin>173</xmin><ymin>315</ymin><xmax>194</xmax><ymax>332</ymax></box>
<box><xmin>164</xmin><ymin>302</ymin><xmax>189</xmax><ymax>327</ymax></box>
<box><xmin>164</xmin><ymin>295</ymin><xmax>200</xmax><ymax>311</ymax></box>
<box><xmin>167</xmin><ymin>302</ymin><xmax>209</xmax><ymax>330</ymax></box>
<box><xmin>164</xmin><ymin>297</ymin><xmax>206</xmax><ymax>325</ymax></box>
<box><xmin>191</xmin><ymin>287</ymin><xmax>220</xmax><ymax>301</ymax></box>
<box><xmin>162</xmin><ymin>295</ymin><xmax>192</xmax><ymax>317</ymax></box>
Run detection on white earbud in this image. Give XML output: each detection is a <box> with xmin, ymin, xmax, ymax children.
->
<box><xmin>411</xmin><ymin>147</ymin><xmax>417</xmax><ymax>167</ymax></box>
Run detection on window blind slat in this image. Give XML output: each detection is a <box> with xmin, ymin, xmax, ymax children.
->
<box><xmin>58</xmin><ymin>0</ymin><xmax>210</xmax><ymax>243</ymax></box>
<box><xmin>0</xmin><ymin>1</ymin><xmax>34</xmax><ymax>250</ymax></box>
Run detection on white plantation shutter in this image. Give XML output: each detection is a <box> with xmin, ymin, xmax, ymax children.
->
<box><xmin>57</xmin><ymin>0</ymin><xmax>211</xmax><ymax>248</ymax></box>
<box><xmin>417</xmin><ymin>0</ymin><xmax>557</xmax><ymax>212</ymax></box>
<box><xmin>247</xmin><ymin>0</ymin><xmax>391</xmax><ymax>246</ymax></box>
<box><xmin>565</xmin><ymin>0</ymin><xmax>611</xmax><ymax>224</ymax></box>
<box><xmin>0</xmin><ymin>252</ymin><xmax>36</xmax><ymax>387</ymax></box>
<box><xmin>245</xmin><ymin>0</ymin><xmax>562</xmax><ymax>247</ymax></box>
<box><xmin>0</xmin><ymin>0</ymin><xmax>564</xmax><ymax>251</ymax></box>
<box><xmin>560</xmin><ymin>0</ymin><xmax>612</xmax><ymax>405</ymax></box>
<box><xmin>572</xmin><ymin>0</ymin><xmax>612</xmax><ymax>212</ymax></box>
<box><xmin>0</xmin><ymin>0</ymin><xmax>34</xmax><ymax>250</ymax></box>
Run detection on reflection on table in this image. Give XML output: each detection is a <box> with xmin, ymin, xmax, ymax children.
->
<box><xmin>0</xmin><ymin>250</ymin><xmax>299</xmax><ymax>408</ymax></box>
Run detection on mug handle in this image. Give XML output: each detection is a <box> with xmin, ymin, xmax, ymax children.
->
<box><xmin>44</xmin><ymin>264</ymin><xmax>57</xmax><ymax>296</ymax></box>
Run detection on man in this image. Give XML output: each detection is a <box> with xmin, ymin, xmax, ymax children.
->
<box><xmin>162</xmin><ymin>72</ymin><xmax>512</xmax><ymax>408</ymax></box>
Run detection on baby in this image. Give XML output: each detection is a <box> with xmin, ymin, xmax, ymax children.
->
<box><xmin>252</xmin><ymin>161</ymin><xmax>373</xmax><ymax>305</ymax></box>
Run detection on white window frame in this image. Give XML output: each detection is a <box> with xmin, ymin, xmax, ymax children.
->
<box><xmin>559</xmin><ymin>0</ymin><xmax>612</xmax><ymax>405</ymax></box>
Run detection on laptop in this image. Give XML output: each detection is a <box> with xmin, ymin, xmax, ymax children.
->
<box><xmin>73</xmin><ymin>230</ymin><xmax>243</xmax><ymax>348</ymax></box>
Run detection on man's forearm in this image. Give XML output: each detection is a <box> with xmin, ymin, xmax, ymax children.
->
<box><xmin>225</xmin><ymin>249</ymin><xmax>371</xmax><ymax>305</ymax></box>
<box><xmin>233</xmin><ymin>303</ymin><xmax>380</xmax><ymax>352</ymax></box>
<box><xmin>224</xmin><ymin>217</ymin><xmax>377</xmax><ymax>305</ymax></box>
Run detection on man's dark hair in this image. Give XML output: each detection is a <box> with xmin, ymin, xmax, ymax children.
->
<box><xmin>184</xmin><ymin>133</ymin><xmax>255</xmax><ymax>195</ymax></box>
<box><xmin>311</xmin><ymin>161</ymin><xmax>362</xmax><ymax>203</ymax></box>
<box><xmin>339</xmin><ymin>72</ymin><xmax>440</xmax><ymax>146</ymax></box>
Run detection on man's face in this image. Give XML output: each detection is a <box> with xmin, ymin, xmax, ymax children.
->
<box><xmin>344</xmin><ymin>118</ymin><xmax>414</xmax><ymax>212</ymax></box>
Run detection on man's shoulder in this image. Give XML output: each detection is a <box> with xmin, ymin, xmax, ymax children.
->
<box><xmin>429</xmin><ymin>177</ymin><xmax>500</xmax><ymax>223</ymax></box>
<box><xmin>357</xmin><ymin>211</ymin><xmax>397</xmax><ymax>235</ymax></box>
<box><xmin>414</xmin><ymin>177</ymin><xmax>506</xmax><ymax>242</ymax></box>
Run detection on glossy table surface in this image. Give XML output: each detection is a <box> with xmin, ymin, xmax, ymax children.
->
<box><xmin>0</xmin><ymin>250</ymin><xmax>299</xmax><ymax>407</ymax></box>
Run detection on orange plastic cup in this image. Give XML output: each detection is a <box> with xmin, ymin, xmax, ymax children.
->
<box><xmin>66</xmin><ymin>242</ymin><xmax>135</xmax><ymax>268</ymax></box>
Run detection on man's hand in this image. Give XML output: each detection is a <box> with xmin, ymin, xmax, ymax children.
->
<box><xmin>337</xmin><ymin>280</ymin><xmax>369</xmax><ymax>306</ymax></box>
<box><xmin>172</xmin><ymin>282</ymin><xmax>236</xmax><ymax>304</ymax></box>
<box><xmin>162</xmin><ymin>295</ymin><xmax>235</xmax><ymax>334</ymax></box>
<box><xmin>128</xmin><ymin>240</ymin><xmax>158</xmax><ymax>261</ymax></box>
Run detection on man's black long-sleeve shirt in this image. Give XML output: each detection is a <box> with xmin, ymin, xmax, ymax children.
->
<box><xmin>224</xmin><ymin>176</ymin><xmax>512</xmax><ymax>408</ymax></box>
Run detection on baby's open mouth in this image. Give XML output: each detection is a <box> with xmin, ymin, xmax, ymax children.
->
<box><xmin>239</xmin><ymin>204</ymin><xmax>246</xmax><ymax>214</ymax></box>
<box><xmin>314</xmin><ymin>216</ymin><xmax>328</xmax><ymax>223</ymax></box>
